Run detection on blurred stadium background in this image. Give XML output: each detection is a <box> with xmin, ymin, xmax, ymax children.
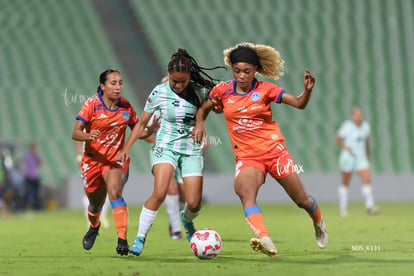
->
<box><xmin>0</xmin><ymin>0</ymin><xmax>413</xmax><ymax>209</ymax></box>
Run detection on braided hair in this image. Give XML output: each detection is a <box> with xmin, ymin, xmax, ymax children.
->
<box><xmin>167</xmin><ymin>48</ymin><xmax>225</xmax><ymax>90</ymax></box>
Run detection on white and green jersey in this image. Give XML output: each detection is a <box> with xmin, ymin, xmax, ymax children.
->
<box><xmin>144</xmin><ymin>81</ymin><xmax>209</xmax><ymax>155</ymax></box>
<box><xmin>337</xmin><ymin>120</ymin><xmax>370</xmax><ymax>158</ymax></box>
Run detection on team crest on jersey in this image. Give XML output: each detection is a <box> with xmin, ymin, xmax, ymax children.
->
<box><xmin>122</xmin><ymin>111</ymin><xmax>130</xmax><ymax>121</ymax></box>
<box><xmin>148</xmin><ymin>98</ymin><xmax>152</xmax><ymax>103</ymax></box>
<box><xmin>251</xmin><ymin>92</ymin><xmax>260</xmax><ymax>102</ymax></box>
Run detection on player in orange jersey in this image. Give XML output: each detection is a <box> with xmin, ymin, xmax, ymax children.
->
<box><xmin>72</xmin><ymin>69</ymin><xmax>158</xmax><ymax>256</ymax></box>
<box><xmin>193</xmin><ymin>42</ymin><xmax>328</xmax><ymax>257</ymax></box>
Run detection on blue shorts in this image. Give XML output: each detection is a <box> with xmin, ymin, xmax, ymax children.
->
<box><xmin>339</xmin><ymin>151</ymin><xmax>370</xmax><ymax>172</ymax></box>
<box><xmin>152</xmin><ymin>147</ymin><xmax>204</xmax><ymax>177</ymax></box>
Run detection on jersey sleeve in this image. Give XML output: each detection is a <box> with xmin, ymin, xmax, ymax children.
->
<box><xmin>267</xmin><ymin>84</ymin><xmax>285</xmax><ymax>104</ymax></box>
<box><xmin>76</xmin><ymin>98</ymin><xmax>94</xmax><ymax>124</ymax></box>
<box><xmin>337</xmin><ymin>121</ymin><xmax>349</xmax><ymax>137</ymax></box>
<box><xmin>128</xmin><ymin>107</ymin><xmax>139</xmax><ymax>128</ymax></box>
<box><xmin>208</xmin><ymin>82</ymin><xmax>225</xmax><ymax>101</ymax></box>
<box><xmin>144</xmin><ymin>86</ymin><xmax>161</xmax><ymax>114</ymax></box>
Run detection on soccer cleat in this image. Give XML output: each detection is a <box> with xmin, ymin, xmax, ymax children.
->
<box><xmin>116</xmin><ymin>238</ymin><xmax>129</xmax><ymax>256</ymax></box>
<box><xmin>250</xmin><ymin>237</ymin><xmax>277</xmax><ymax>257</ymax></box>
<box><xmin>82</xmin><ymin>223</ymin><xmax>100</xmax><ymax>250</ymax></box>
<box><xmin>169</xmin><ymin>224</ymin><xmax>183</xmax><ymax>240</ymax></box>
<box><xmin>367</xmin><ymin>206</ymin><xmax>380</xmax><ymax>215</ymax></box>
<box><xmin>314</xmin><ymin>219</ymin><xmax>328</xmax><ymax>249</ymax></box>
<box><xmin>180</xmin><ymin>211</ymin><xmax>196</xmax><ymax>242</ymax></box>
<box><xmin>129</xmin><ymin>236</ymin><xmax>145</xmax><ymax>256</ymax></box>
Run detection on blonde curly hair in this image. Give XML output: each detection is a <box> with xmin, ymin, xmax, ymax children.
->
<box><xmin>223</xmin><ymin>42</ymin><xmax>285</xmax><ymax>80</ymax></box>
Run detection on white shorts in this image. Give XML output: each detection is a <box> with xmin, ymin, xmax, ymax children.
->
<box><xmin>339</xmin><ymin>151</ymin><xmax>370</xmax><ymax>172</ymax></box>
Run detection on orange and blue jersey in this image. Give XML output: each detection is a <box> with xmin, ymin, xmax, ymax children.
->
<box><xmin>76</xmin><ymin>91</ymin><xmax>138</xmax><ymax>163</ymax></box>
<box><xmin>209</xmin><ymin>78</ymin><xmax>285</xmax><ymax>159</ymax></box>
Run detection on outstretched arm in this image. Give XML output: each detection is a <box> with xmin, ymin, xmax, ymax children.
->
<box><xmin>281</xmin><ymin>69</ymin><xmax>316</xmax><ymax>109</ymax></box>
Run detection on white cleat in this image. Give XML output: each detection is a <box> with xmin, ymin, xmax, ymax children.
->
<box><xmin>314</xmin><ymin>219</ymin><xmax>328</xmax><ymax>249</ymax></box>
<box><xmin>250</xmin><ymin>237</ymin><xmax>277</xmax><ymax>257</ymax></box>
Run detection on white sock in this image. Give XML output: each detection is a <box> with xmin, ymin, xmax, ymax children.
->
<box><xmin>362</xmin><ymin>185</ymin><xmax>374</xmax><ymax>209</ymax></box>
<box><xmin>83</xmin><ymin>195</ymin><xmax>89</xmax><ymax>222</ymax></box>
<box><xmin>137</xmin><ymin>206</ymin><xmax>158</xmax><ymax>238</ymax></box>
<box><xmin>165</xmin><ymin>195</ymin><xmax>181</xmax><ymax>233</ymax></box>
<box><xmin>338</xmin><ymin>185</ymin><xmax>348</xmax><ymax>214</ymax></box>
<box><xmin>101</xmin><ymin>196</ymin><xmax>110</xmax><ymax>219</ymax></box>
<box><xmin>183</xmin><ymin>207</ymin><xmax>199</xmax><ymax>222</ymax></box>
<box><xmin>179</xmin><ymin>201</ymin><xmax>186</xmax><ymax>212</ymax></box>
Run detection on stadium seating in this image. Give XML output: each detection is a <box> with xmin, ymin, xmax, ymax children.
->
<box><xmin>0</xmin><ymin>0</ymin><xmax>151</xmax><ymax>185</ymax></box>
<box><xmin>1</xmin><ymin>0</ymin><xmax>413</xmax><ymax>188</ymax></box>
<box><xmin>129</xmin><ymin>0</ymin><xmax>414</xmax><ymax>173</ymax></box>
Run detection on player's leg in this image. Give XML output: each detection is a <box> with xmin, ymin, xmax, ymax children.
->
<box><xmin>83</xmin><ymin>187</ymin><xmax>106</xmax><ymax>250</ymax></box>
<box><xmin>358</xmin><ymin>167</ymin><xmax>378</xmax><ymax>214</ymax></box>
<box><xmin>81</xmin><ymin>162</ymin><xmax>106</xmax><ymax>250</ymax></box>
<box><xmin>104</xmin><ymin>166</ymin><xmax>129</xmax><ymax>256</ymax></box>
<box><xmin>234</xmin><ymin>163</ymin><xmax>277</xmax><ymax>257</ymax></box>
<box><xmin>338</xmin><ymin>152</ymin><xmax>353</xmax><ymax>216</ymax></box>
<box><xmin>180</xmin><ymin>154</ymin><xmax>204</xmax><ymax>242</ymax></box>
<box><xmin>181</xmin><ymin>175</ymin><xmax>203</xmax><ymax>242</ymax></box>
<box><xmin>165</xmin><ymin>176</ymin><xmax>182</xmax><ymax>239</ymax></box>
<box><xmin>130</xmin><ymin>163</ymin><xmax>175</xmax><ymax>255</ymax></box>
<box><xmin>277</xmin><ymin>173</ymin><xmax>328</xmax><ymax>249</ymax></box>
<box><xmin>339</xmin><ymin>171</ymin><xmax>352</xmax><ymax>216</ymax></box>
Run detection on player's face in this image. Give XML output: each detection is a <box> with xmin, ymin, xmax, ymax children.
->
<box><xmin>100</xmin><ymin>72</ymin><xmax>123</xmax><ymax>100</ymax></box>
<box><xmin>352</xmin><ymin>107</ymin><xmax>363</xmax><ymax>125</ymax></box>
<box><xmin>232</xmin><ymin>63</ymin><xmax>257</xmax><ymax>92</ymax></box>
<box><xmin>168</xmin><ymin>71</ymin><xmax>190</xmax><ymax>94</ymax></box>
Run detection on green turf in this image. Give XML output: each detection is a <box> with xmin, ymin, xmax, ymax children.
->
<box><xmin>1</xmin><ymin>202</ymin><xmax>413</xmax><ymax>275</ymax></box>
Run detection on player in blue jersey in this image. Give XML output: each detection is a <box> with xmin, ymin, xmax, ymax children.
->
<box><xmin>336</xmin><ymin>107</ymin><xmax>378</xmax><ymax>216</ymax></box>
<box><xmin>117</xmin><ymin>48</ymin><xmax>224</xmax><ymax>256</ymax></box>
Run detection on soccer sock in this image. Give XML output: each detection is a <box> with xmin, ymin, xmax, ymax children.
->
<box><xmin>165</xmin><ymin>195</ymin><xmax>181</xmax><ymax>233</ymax></box>
<box><xmin>137</xmin><ymin>206</ymin><xmax>158</xmax><ymax>238</ymax></box>
<box><xmin>87</xmin><ymin>205</ymin><xmax>102</xmax><ymax>228</ymax></box>
<box><xmin>179</xmin><ymin>201</ymin><xmax>186</xmax><ymax>212</ymax></box>
<box><xmin>306</xmin><ymin>196</ymin><xmax>322</xmax><ymax>224</ymax></box>
<box><xmin>338</xmin><ymin>185</ymin><xmax>348</xmax><ymax>214</ymax></box>
<box><xmin>244</xmin><ymin>205</ymin><xmax>269</xmax><ymax>238</ymax></box>
<box><xmin>183</xmin><ymin>207</ymin><xmax>199</xmax><ymax>222</ymax></box>
<box><xmin>111</xmin><ymin>198</ymin><xmax>128</xmax><ymax>240</ymax></box>
<box><xmin>362</xmin><ymin>185</ymin><xmax>374</xmax><ymax>209</ymax></box>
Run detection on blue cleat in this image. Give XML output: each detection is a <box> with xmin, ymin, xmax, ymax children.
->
<box><xmin>180</xmin><ymin>211</ymin><xmax>196</xmax><ymax>242</ymax></box>
<box><xmin>129</xmin><ymin>236</ymin><xmax>145</xmax><ymax>256</ymax></box>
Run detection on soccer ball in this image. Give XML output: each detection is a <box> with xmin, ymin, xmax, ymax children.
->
<box><xmin>190</xmin><ymin>228</ymin><xmax>222</xmax><ymax>259</ymax></box>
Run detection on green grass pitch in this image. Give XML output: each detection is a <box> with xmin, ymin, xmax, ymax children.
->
<box><xmin>1</xmin><ymin>202</ymin><xmax>413</xmax><ymax>275</ymax></box>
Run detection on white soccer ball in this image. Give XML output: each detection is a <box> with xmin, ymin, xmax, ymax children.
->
<box><xmin>190</xmin><ymin>228</ymin><xmax>222</xmax><ymax>259</ymax></box>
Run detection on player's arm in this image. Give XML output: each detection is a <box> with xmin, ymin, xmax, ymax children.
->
<box><xmin>281</xmin><ymin>70</ymin><xmax>315</xmax><ymax>109</ymax></box>
<box><xmin>193</xmin><ymin>99</ymin><xmax>215</xmax><ymax>144</ymax></box>
<box><xmin>365</xmin><ymin>136</ymin><xmax>370</xmax><ymax>160</ymax></box>
<box><xmin>72</xmin><ymin>120</ymin><xmax>101</xmax><ymax>141</ymax></box>
<box><xmin>117</xmin><ymin>111</ymin><xmax>152</xmax><ymax>162</ymax></box>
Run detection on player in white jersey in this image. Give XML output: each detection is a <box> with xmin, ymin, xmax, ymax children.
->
<box><xmin>117</xmin><ymin>48</ymin><xmax>224</xmax><ymax>256</ymax></box>
<box><xmin>336</xmin><ymin>107</ymin><xmax>378</xmax><ymax>216</ymax></box>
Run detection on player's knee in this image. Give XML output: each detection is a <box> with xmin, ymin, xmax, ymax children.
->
<box><xmin>294</xmin><ymin>196</ymin><xmax>311</xmax><ymax>209</ymax></box>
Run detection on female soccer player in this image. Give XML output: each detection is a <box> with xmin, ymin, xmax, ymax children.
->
<box><xmin>336</xmin><ymin>107</ymin><xmax>378</xmax><ymax>216</ymax></box>
<box><xmin>117</xmin><ymin>48</ymin><xmax>223</xmax><ymax>256</ymax></box>
<box><xmin>72</xmin><ymin>69</ymin><xmax>157</xmax><ymax>256</ymax></box>
<box><xmin>193</xmin><ymin>42</ymin><xmax>328</xmax><ymax>257</ymax></box>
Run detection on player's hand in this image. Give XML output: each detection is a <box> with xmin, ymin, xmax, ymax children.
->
<box><xmin>211</xmin><ymin>95</ymin><xmax>224</xmax><ymax>114</ymax></box>
<box><xmin>303</xmin><ymin>69</ymin><xmax>316</xmax><ymax>92</ymax></box>
<box><xmin>116</xmin><ymin>150</ymin><xmax>130</xmax><ymax>164</ymax></box>
<box><xmin>146</xmin><ymin>114</ymin><xmax>161</xmax><ymax>135</ymax></box>
<box><xmin>192</xmin><ymin>124</ymin><xmax>206</xmax><ymax>144</ymax></box>
<box><xmin>88</xmin><ymin>129</ymin><xmax>101</xmax><ymax>140</ymax></box>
